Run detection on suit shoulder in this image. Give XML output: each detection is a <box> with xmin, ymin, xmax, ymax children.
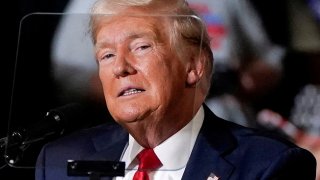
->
<box><xmin>218</xmin><ymin>118</ymin><xmax>315</xmax><ymax>163</ymax></box>
<box><xmin>212</xmin><ymin>117</ymin><xmax>316</xmax><ymax>178</ymax></box>
<box><xmin>42</xmin><ymin>122</ymin><xmax>125</xmax><ymax>151</ymax></box>
<box><xmin>220</xmin><ymin>118</ymin><xmax>298</xmax><ymax>151</ymax></box>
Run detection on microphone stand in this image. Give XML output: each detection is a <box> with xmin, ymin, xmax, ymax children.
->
<box><xmin>1</xmin><ymin>127</ymin><xmax>61</xmax><ymax>166</ymax></box>
<box><xmin>0</xmin><ymin>137</ymin><xmax>9</xmax><ymax>169</ymax></box>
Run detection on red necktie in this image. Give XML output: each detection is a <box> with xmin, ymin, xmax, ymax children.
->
<box><xmin>133</xmin><ymin>149</ymin><xmax>162</xmax><ymax>180</ymax></box>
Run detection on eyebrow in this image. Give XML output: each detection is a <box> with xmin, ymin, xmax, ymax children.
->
<box><xmin>95</xmin><ymin>31</ymin><xmax>157</xmax><ymax>51</ymax></box>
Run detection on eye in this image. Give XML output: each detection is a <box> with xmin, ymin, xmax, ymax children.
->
<box><xmin>104</xmin><ymin>53</ymin><xmax>115</xmax><ymax>59</ymax></box>
<box><xmin>100</xmin><ymin>53</ymin><xmax>115</xmax><ymax>61</ymax></box>
<box><xmin>132</xmin><ymin>43</ymin><xmax>152</xmax><ymax>56</ymax></box>
<box><xmin>136</xmin><ymin>45</ymin><xmax>151</xmax><ymax>51</ymax></box>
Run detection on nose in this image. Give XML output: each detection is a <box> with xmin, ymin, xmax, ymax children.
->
<box><xmin>112</xmin><ymin>52</ymin><xmax>136</xmax><ymax>78</ymax></box>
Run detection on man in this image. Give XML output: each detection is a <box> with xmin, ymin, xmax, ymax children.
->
<box><xmin>50</xmin><ymin>0</ymin><xmax>285</xmax><ymax>129</ymax></box>
<box><xmin>36</xmin><ymin>0</ymin><xmax>316</xmax><ymax>179</ymax></box>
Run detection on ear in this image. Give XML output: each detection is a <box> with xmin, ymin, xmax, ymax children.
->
<box><xmin>186</xmin><ymin>54</ymin><xmax>205</xmax><ymax>87</ymax></box>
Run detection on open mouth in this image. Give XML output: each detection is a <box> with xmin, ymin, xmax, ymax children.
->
<box><xmin>119</xmin><ymin>88</ymin><xmax>145</xmax><ymax>97</ymax></box>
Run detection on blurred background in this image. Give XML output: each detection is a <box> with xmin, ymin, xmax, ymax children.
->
<box><xmin>2</xmin><ymin>0</ymin><xmax>320</xmax><ymax>179</ymax></box>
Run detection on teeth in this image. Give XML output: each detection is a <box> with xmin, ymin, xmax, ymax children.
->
<box><xmin>123</xmin><ymin>89</ymin><xmax>142</xmax><ymax>96</ymax></box>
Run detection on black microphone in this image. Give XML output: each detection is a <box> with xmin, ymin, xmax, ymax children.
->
<box><xmin>28</xmin><ymin>103</ymin><xmax>88</xmax><ymax>140</ymax></box>
<box><xmin>3</xmin><ymin>103</ymin><xmax>93</xmax><ymax>165</ymax></box>
<box><xmin>10</xmin><ymin>103</ymin><xmax>87</xmax><ymax>145</ymax></box>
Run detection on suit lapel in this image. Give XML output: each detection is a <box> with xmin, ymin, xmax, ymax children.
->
<box><xmin>182</xmin><ymin>105</ymin><xmax>236</xmax><ymax>180</ymax></box>
<box><xmin>89</xmin><ymin>124</ymin><xmax>128</xmax><ymax>160</ymax></box>
<box><xmin>87</xmin><ymin>124</ymin><xmax>129</xmax><ymax>180</ymax></box>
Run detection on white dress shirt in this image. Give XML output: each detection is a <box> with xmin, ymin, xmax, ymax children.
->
<box><xmin>115</xmin><ymin>106</ymin><xmax>204</xmax><ymax>180</ymax></box>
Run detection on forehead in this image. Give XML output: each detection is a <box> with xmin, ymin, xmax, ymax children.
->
<box><xmin>95</xmin><ymin>14</ymin><xmax>168</xmax><ymax>46</ymax></box>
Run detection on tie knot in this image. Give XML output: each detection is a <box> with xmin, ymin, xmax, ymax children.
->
<box><xmin>137</xmin><ymin>149</ymin><xmax>162</xmax><ymax>171</ymax></box>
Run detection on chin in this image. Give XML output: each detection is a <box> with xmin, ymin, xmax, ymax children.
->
<box><xmin>111</xmin><ymin>107</ymin><xmax>145</xmax><ymax>123</ymax></box>
<box><xmin>108</xmin><ymin>100</ymin><xmax>156</xmax><ymax>122</ymax></box>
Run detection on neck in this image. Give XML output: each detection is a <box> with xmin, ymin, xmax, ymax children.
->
<box><xmin>129</xmin><ymin>118</ymin><xmax>190</xmax><ymax>148</ymax></box>
<box><xmin>127</xmin><ymin>101</ymin><xmax>203</xmax><ymax>148</ymax></box>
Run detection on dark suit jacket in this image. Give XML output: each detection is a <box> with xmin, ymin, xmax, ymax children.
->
<box><xmin>35</xmin><ymin>105</ymin><xmax>316</xmax><ymax>180</ymax></box>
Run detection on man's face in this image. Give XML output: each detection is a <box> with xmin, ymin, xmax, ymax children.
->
<box><xmin>94</xmin><ymin>15</ymin><xmax>194</xmax><ymax>127</ymax></box>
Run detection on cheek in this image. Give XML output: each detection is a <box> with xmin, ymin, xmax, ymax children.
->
<box><xmin>99</xmin><ymin>67</ymin><xmax>113</xmax><ymax>95</ymax></box>
<box><xmin>99</xmin><ymin>69</ymin><xmax>107</xmax><ymax>86</ymax></box>
<box><xmin>145</xmin><ymin>64</ymin><xmax>186</xmax><ymax>103</ymax></box>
